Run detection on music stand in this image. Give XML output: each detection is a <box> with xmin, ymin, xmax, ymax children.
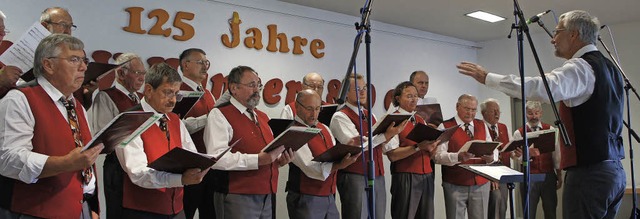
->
<box><xmin>459</xmin><ymin>164</ymin><xmax>545</xmax><ymax>219</ymax></box>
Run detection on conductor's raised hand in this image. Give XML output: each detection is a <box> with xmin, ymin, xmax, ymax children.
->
<box><xmin>181</xmin><ymin>168</ymin><xmax>209</xmax><ymax>186</ymax></box>
<box><xmin>456</xmin><ymin>62</ymin><xmax>488</xmax><ymax>84</ymax></box>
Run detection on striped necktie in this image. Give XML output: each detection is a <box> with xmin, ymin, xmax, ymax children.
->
<box><xmin>464</xmin><ymin>123</ymin><xmax>474</xmax><ymax>139</ymax></box>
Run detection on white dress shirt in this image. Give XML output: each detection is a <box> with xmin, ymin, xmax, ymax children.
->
<box><xmin>88</xmin><ymin>82</ymin><xmax>135</xmax><ymax>135</ymax></box>
<box><xmin>485</xmin><ymin>45</ymin><xmax>597</xmax><ymax>107</ymax></box>
<box><xmin>386</xmin><ymin>96</ymin><xmax>438</xmax><ymax>114</ymax></box>
<box><xmin>204</xmin><ymin>96</ymin><xmax>271</xmax><ymax>171</ymax></box>
<box><xmin>0</xmin><ymin>76</ymin><xmax>96</xmax><ymax>194</ymax></box>
<box><xmin>290</xmin><ymin>116</ymin><xmax>336</xmax><ymax>181</ymax></box>
<box><xmin>280</xmin><ymin>104</ymin><xmax>295</xmax><ymax>120</ymax></box>
<box><xmin>115</xmin><ymin>98</ymin><xmax>197</xmax><ymax>189</ymax></box>
<box><xmin>329</xmin><ymin>102</ymin><xmax>399</xmax><ymax>153</ymax></box>
<box><xmin>512</xmin><ymin>122</ymin><xmax>561</xmax><ymax>169</ymax></box>
<box><xmin>180</xmin><ymin>73</ymin><xmax>213</xmax><ymax>134</ymax></box>
<box><xmin>434</xmin><ymin>116</ymin><xmax>497</xmax><ymax>166</ymax></box>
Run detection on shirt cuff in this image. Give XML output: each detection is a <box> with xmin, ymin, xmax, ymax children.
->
<box><xmin>22</xmin><ymin>152</ymin><xmax>49</xmax><ymax>183</ymax></box>
<box><xmin>246</xmin><ymin>154</ymin><xmax>260</xmax><ymax>169</ymax></box>
<box><xmin>485</xmin><ymin>73</ymin><xmax>502</xmax><ymax>89</ymax></box>
<box><xmin>168</xmin><ymin>173</ymin><xmax>183</xmax><ymax>188</ymax></box>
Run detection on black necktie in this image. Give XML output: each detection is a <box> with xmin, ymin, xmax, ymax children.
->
<box><xmin>128</xmin><ymin>93</ymin><xmax>139</xmax><ymax>104</ymax></box>
<box><xmin>159</xmin><ymin>115</ymin><xmax>169</xmax><ymax>140</ymax></box>
<box><xmin>246</xmin><ymin>108</ymin><xmax>257</xmax><ymax>124</ymax></box>
<box><xmin>490</xmin><ymin>125</ymin><xmax>498</xmax><ymax>141</ymax></box>
<box><xmin>464</xmin><ymin>123</ymin><xmax>474</xmax><ymax>139</ymax></box>
<box><xmin>60</xmin><ymin>98</ymin><xmax>93</xmax><ymax>185</ymax></box>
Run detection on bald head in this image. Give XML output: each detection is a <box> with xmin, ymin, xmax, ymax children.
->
<box><xmin>295</xmin><ymin>89</ymin><xmax>322</xmax><ymax>126</ymax></box>
<box><xmin>302</xmin><ymin>72</ymin><xmax>325</xmax><ymax>98</ymax></box>
<box><xmin>40</xmin><ymin>7</ymin><xmax>74</xmax><ymax>35</ymax></box>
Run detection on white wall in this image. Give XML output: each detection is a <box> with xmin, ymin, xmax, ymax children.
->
<box><xmin>478</xmin><ymin>19</ymin><xmax>640</xmax><ymax>219</ymax></box>
<box><xmin>1</xmin><ymin>0</ymin><xmax>487</xmax><ymax>218</ymax></box>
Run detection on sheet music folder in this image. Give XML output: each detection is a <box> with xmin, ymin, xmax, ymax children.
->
<box><xmin>458</xmin><ymin>140</ymin><xmax>501</xmax><ymax>157</ymax></box>
<box><xmin>20</xmin><ymin>61</ymin><xmax>124</xmax><ymax>83</ymax></box>
<box><xmin>415</xmin><ymin>104</ymin><xmax>443</xmax><ymax>126</ymax></box>
<box><xmin>318</xmin><ymin>104</ymin><xmax>338</xmax><ymax>126</ymax></box>
<box><xmin>406</xmin><ymin>123</ymin><xmax>458</xmax><ymax>143</ymax></box>
<box><xmin>312</xmin><ymin>143</ymin><xmax>363</xmax><ymax>162</ymax></box>
<box><xmin>172</xmin><ymin>91</ymin><xmax>204</xmax><ymax>119</ymax></box>
<box><xmin>371</xmin><ymin>112</ymin><xmax>414</xmax><ymax>136</ymax></box>
<box><xmin>458</xmin><ymin>164</ymin><xmax>546</xmax><ymax>183</ymax></box>
<box><xmin>148</xmin><ymin>139</ymin><xmax>239</xmax><ymax>174</ymax></box>
<box><xmin>82</xmin><ymin>111</ymin><xmax>160</xmax><ymax>154</ymax></box>
<box><xmin>268</xmin><ymin>119</ymin><xmax>296</xmax><ymax>137</ymax></box>
<box><xmin>262</xmin><ymin>126</ymin><xmax>321</xmax><ymax>152</ymax></box>
<box><xmin>500</xmin><ymin>129</ymin><xmax>557</xmax><ymax>153</ymax></box>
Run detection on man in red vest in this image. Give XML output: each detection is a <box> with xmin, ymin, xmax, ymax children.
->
<box><xmin>0</xmin><ymin>34</ymin><xmax>104</xmax><ymax>219</ymax></box>
<box><xmin>480</xmin><ymin>98</ymin><xmax>513</xmax><ymax>219</ymax></box>
<box><xmin>204</xmin><ymin>65</ymin><xmax>294</xmax><ymax>219</ymax></box>
<box><xmin>434</xmin><ymin>94</ymin><xmax>497</xmax><ymax>219</ymax></box>
<box><xmin>115</xmin><ymin>63</ymin><xmax>208</xmax><ymax>218</ymax></box>
<box><xmin>176</xmin><ymin>48</ymin><xmax>218</xmax><ymax>219</ymax></box>
<box><xmin>88</xmin><ymin>53</ymin><xmax>145</xmax><ymax>219</ymax></box>
<box><xmin>286</xmin><ymin>89</ymin><xmax>359</xmax><ymax>219</ymax></box>
<box><xmin>329</xmin><ymin>73</ymin><xmax>407</xmax><ymax>219</ymax></box>
<box><xmin>512</xmin><ymin>101</ymin><xmax>561</xmax><ymax>219</ymax></box>
<box><xmin>280</xmin><ymin>72</ymin><xmax>327</xmax><ymax>119</ymax></box>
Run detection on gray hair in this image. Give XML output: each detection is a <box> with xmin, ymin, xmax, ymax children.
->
<box><xmin>115</xmin><ymin>52</ymin><xmax>141</xmax><ymax>69</ymax></box>
<box><xmin>0</xmin><ymin>10</ymin><xmax>6</xmax><ymax>21</ymax></box>
<box><xmin>33</xmin><ymin>34</ymin><xmax>84</xmax><ymax>77</ymax></box>
<box><xmin>457</xmin><ymin>94</ymin><xmax>477</xmax><ymax>105</ymax></box>
<box><xmin>480</xmin><ymin>98</ymin><xmax>499</xmax><ymax>113</ymax></box>
<box><xmin>227</xmin><ymin>65</ymin><xmax>256</xmax><ymax>84</ymax></box>
<box><xmin>40</xmin><ymin>7</ymin><xmax>69</xmax><ymax>23</ymax></box>
<box><xmin>559</xmin><ymin>10</ymin><xmax>600</xmax><ymax>45</ymax></box>
<box><xmin>525</xmin><ymin>100</ymin><xmax>542</xmax><ymax>111</ymax></box>
<box><xmin>145</xmin><ymin>62</ymin><xmax>182</xmax><ymax>89</ymax></box>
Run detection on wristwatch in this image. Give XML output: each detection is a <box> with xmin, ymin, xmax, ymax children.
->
<box><xmin>413</xmin><ymin>144</ymin><xmax>421</xmax><ymax>151</ymax></box>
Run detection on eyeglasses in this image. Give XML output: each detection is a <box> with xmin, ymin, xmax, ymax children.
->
<box><xmin>296</xmin><ymin>100</ymin><xmax>321</xmax><ymax>112</ymax></box>
<box><xmin>47</xmin><ymin>21</ymin><xmax>77</xmax><ymax>31</ymax></box>
<box><xmin>402</xmin><ymin>94</ymin><xmax>419</xmax><ymax>99</ymax></box>
<box><xmin>48</xmin><ymin>56</ymin><xmax>89</xmax><ymax>67</ymax></box>
<box><xmin>187</xmin><ymin>60</ymin><xmax>210</xmax><ymax>70</ymax></box>
<box><xmin>161</xmin><ymin>89</ymin><xmax>183</xmax><ymax>100</ymax></box>
<box><xmin>238</xmin><ymin>81</ymin><xmax>263</xmax><ymax>90</ymax></box>
<box><xmin>352</xmin><ymin>86</ymin><xmax>367</xmax><ymax>92</ymax></box>
<box><xmin>552</xmin><ymin>28</ymin><xmax>566</xmax><ymax>36</ymax></box>
<box><xmin>123</xmin><ymin>67</ymin><xmax>146</xmax><ymax>76</ymax></box>
<box><xmin>303</xmin><ymin>82</ymin><xmax>324</xmax><ymax>90</ymax></box>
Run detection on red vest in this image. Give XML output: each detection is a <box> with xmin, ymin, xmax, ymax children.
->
<box><xmin>103</xmin><ymin>87</ymin><xmax>142</xmax><ymax>112</ymax></box>
<box><xmin>214</xmin><ymin>105</ymin><xmax>278</xmax><ymax>194</ymax></box>
<box><xmin>392</xmin><ymin>114</ymin><xmax>433</xmax><ymax>174</ymax></box>
<box><xmin>491</xmin><ymin>123</ymin><xmax>511</xmax><ymax>166</ymax></box>
<box><xmin>5</xmin><ymin>85</ymin><xmax>93</xmax><ymax>218</ymax></box>
<box><xmin>287</xmin><ymin>123</ymin><xmax>337</xmax><ymax>196</ymax></box>
<box><xmin>339</xmin><ymin>107</ymin><xmax>384</xmax><ymax>176</ymax></box>
<box><xmin>517</xmin><ymin>123</ymin><xmax>554</xmax><ymax>173</ymax></box>
<box><xmin>122</xmin><ymin>113</ymin><xmax>184</xmax><ymax>215</ymax></box>
<box><xmin>180</xmin><ymin>83</ymin><xmax>215</xmax><ymax>153</ymax></box>
<box><xmin>441</xmin><ymin>118</ymin><xmax>489</xmax><ymax>186</ymax></box>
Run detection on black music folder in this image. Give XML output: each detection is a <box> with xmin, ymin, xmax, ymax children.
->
<box><xmin>262</xmin><ymin>126</ymin><xmax>321</xmax><ymax>152</ymax></box>
<box><xmin>406</xmin><ymin>123</ymin><xmax>458</xmax><ymax>143</ymax></box>
<box><xmin>172</xmin><ymin>91</ymin><xmax>204</xmax><ymax>119</ymax></box>
<box><xmin>148</xmin><ymin>139</ymin><xmax>239</xmax><ymax>174</ymax></box>
<box><xmin>312</xmin><ymin>143</ymin><xmax>363</xmax><ymax>162</ymax></box>
<box><xmin>458</xmin><ymin>140</ymin><xmax>501</xmax><ymax>157</ymax></box>
<box><xmin>371</xmin><ymin>112</ymin><xmax>414</xmax><ymax>136</ymax></box>
<box><xmin>82</xmin><ymin>111</ymin><xmax>160</xmax><ymax>154</ymax></box>
<box><xmin>268</xmin><ymin>118</ymin><xmax>296</xmax><ymax>137</ymax></box>
<box><xmin>318</xmin><ymin>104</ymin><xmax>339</xmax><ymax>126</ymax></box>
<box><xmin>500</xmin><ymin>129</ymin><xmax>556</xmax><ymax>153</ymax></box>
<box><xmin>415</xmin><ymin>104</ymin><xmax>443</xmax><ymax>126</ymax></box>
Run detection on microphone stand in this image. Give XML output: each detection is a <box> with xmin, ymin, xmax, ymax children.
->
<box><xmin>335</xmin><ymin>1</ymin><xmax>377</xmax><ymax>218</ymax></box>
<box><xmin>536</xmin><ymin>20</ymin><xmax>553</xmax><ymax>38</ymax></box>
<box><xmin>598</xmin><ymin>35</ymin><xmax>639</xmax><ymax>219</ymax></box>
<box><xmin>511</xmin><ymin>1</ymin><xmax>572</xmax><ymax>218</ymax></box>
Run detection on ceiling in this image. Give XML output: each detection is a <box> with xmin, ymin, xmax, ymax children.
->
<box><xmin>278</xmin><ymin>0</ymin><xmax>640</xmax><ymax>42</ymax></box>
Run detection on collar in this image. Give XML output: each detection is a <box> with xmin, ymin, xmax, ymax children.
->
<box><xmin>345</xmin><ymin>102</ymin><xmax>366</xmax><ymax>114</ymax></box>
<box><xmin>294</xmin><ymin>115</ymin><xmax>316</xmax><ymax>127</ymax></box>
<box><xmin>484</xmin><ymin>120</ymin><xmax>497</xmax><ymax>129</ymax></box>
<box><xmin>37</xmin><ymin>75</ymin><xmax>71</xmax><ymax>103</ymax></box>
<box><xmin>179</xmin><ymin>70</ymin><xmax>201</xmax><ymax>91</ymax></box>
<box><xmin>454</xmin><ymin>115</ymin><xmax>473</xmax><ymax>128</ymax></box>
<box><xmin>230</xmin><ymin>96</ymin><xmax>250</xmax><ymax>115</ymax></box>
<box><xmin>527</xmin><ymin>122</ymin><xmax>542</xmax><ymax>129</ymax></box>
<box><xmin>114</xmin><ymin>81</ymin><xmax>133</xmax><ymax>95</ymax></box>
<box><xmin>140</xmin><ymin>98</ymin><xmax>169</xmax><ymax>120</ymax></box>
<box><xmin>397</xmin><ymin>107</ymin><xmax>411</xmax><ymax>114</ymax></box>
<box><xmin>572</xmin><ymin>44</ymin><xmax>598</xmax><ymax>59</ymax></box>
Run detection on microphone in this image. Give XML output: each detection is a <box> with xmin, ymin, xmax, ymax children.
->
<box><xmin>526</xmin><ymin>10</ymin><xmax>551</xmax><ymax>24</ymax></box>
